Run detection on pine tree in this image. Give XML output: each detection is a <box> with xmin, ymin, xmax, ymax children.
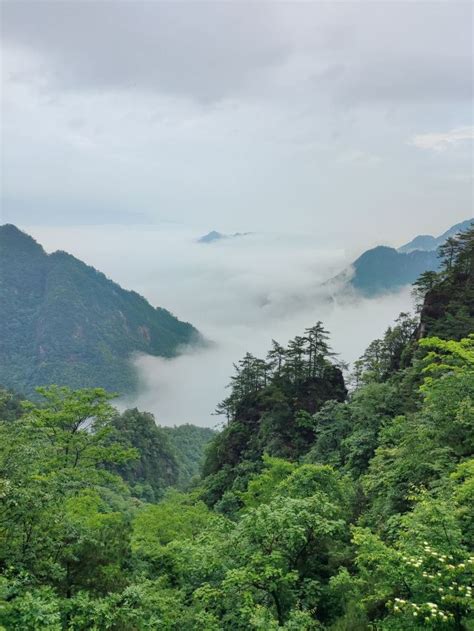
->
<box><xmin>304</xmin><ymin>321</ymin><xmax>334</xmax><ymax>378</ymax></box>
<box><xmin>412</xmin><ymin>271</ymin><xmax>439</xmax><ymax>312</ymax></box>
<box><xmin>267</xmin><ymin>340</ymin><xmax>286</xmax><ymax>377</ymax></box>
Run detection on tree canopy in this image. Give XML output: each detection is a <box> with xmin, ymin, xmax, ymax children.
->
<box><xmin>0</xmin><ymin>227</ymin><xmax>472</xmax><ymax>629</ymax></box>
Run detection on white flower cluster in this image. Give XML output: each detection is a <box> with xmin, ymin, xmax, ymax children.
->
<box><xmin>440</xmin><ymin>584</ymin><xmax>472</xmax><ymax>599</ymax></box>
<box><xmin>402</xmin><ymin>554</ymin><xmax>425</xmax><ymax>568</ymax></box>
<box><xmin>393</xmin><ymin>544</ymin><xmax>473</xmax><ymax>623</ymax></box>
<box><xmin>391</xmin><ymin>598</ymin><xmax>454</xmax><ymax>622</ymax></box>
<box><xmin>0</xmin><ymin>478</ymin><xmax>11</xmax><ymax>499</ymax></box>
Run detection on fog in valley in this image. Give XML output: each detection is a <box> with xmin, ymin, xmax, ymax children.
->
<box><xmin>25</xmin><ymin>223</ymin><xmax>413</xmax><ymax>426</ymax></box>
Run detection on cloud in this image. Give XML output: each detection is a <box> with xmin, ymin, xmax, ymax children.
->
<box><xmin>1</xmin><ymin>2</ymin><xmax>472</xmax><ymax>237</ymax></box>
<box><xmin>126</xmin><ymin>286</ymin><xmax>413</xmax><ymax>428</ymax></box>
<box><xmin>2</xmin><ymin>2</ymin><xmax>472</xmax><ymax>105</ymax></box>
<box><xmin>327</xmin><ymin>56</ymin><xmax>473</xmax><ymax>107</ymax></box>
<box><xmin>24</xmin><ymin>223</ymin><xmax>414</xmax><ymax>426</ymax></box>
<box><xmin>337</xmin><ymin>150</ymin><xmax>382</xmax><ymax>167</ymax></box>
<box><xmin>1</xmin><ymin>2</ymin><xmax>288</xmax><ymax>103</ymax></box>
<box><xmin>410</xmin><ymin>126</ymin><xmax>474</xmax><ymax>152</ymax></box>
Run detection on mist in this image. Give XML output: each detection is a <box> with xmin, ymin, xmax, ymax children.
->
<box><xmin>23</xmin><ymin>223</ymin><xmax>415</xmax><ymax>427</ymax></box>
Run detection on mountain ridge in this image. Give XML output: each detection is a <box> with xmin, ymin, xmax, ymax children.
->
<box><xmin>0</xmin><ymin>224</ymin><xmax>200</xmax><ymax>396</ymax></box>
<box><xmin>329</xmin><ymin>218</ymin><xmax>472</xmax><ymax>297</ymax></box>
<box><xmin>398</xmin><ymin>218</ymin><xmax>473</xmax><ymax>253</ymax></box>
<box><xmin>349</xmin><ymin>245</ymin><xmax>440</xmax><ymax>296</ymax></box>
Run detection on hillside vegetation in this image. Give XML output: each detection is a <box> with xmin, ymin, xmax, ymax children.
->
<box><xmin>0</xmin><ymin>224</ymin><xmax>199</xmax><ymax>396</ymax></box>
<box><xmin>0</xmin><ymin>226</ymin><xmax>472</xmax><ymax>629</ymax></box>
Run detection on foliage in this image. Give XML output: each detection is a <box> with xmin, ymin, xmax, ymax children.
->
<box><xmin>351</xmin><ymin>312</ymin><xmax>418</xmax><ymax>386</ymax></box>
<box><xmin>0</xmin><ymin>224</ymin><xmax>199</xmax><ymax>396</ymax></box>
<box><xmin>0</xmin><ymin>387</ymin><xmax>137</xmax><ymax>626</ymax></box>
<box><xmin>110</xmin><ymin>408</ymin><xmax>180</xmax><ymax>501</ymax></box>
<box><xmin>0</xmin><ymin>385</ymin><xmax>24</xmax><ymax>422</ymax></box>
<box><xmin>0</xmin><ymin>234</ymin><xmax>472</xmax><ymax>628</ymax></box>
<box><xmin>163</xmin><ymin>424</ymin><xmax>216</xmax><ymax>488</ymax></box>
<box><xmin>201</xmin><ymin>323</ymin><xmax>346</xmax><ymax>506</ymax></box>
<box><xmin>418</xmin><ymin>224</ymin><xmax>474</xmax><ymax>340</ymax></box>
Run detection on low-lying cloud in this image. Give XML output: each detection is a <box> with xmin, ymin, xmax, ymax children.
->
<box><xmin>26</xmin><ymin>223</ymin><xmax>414</xmax><ymax>427</ymax></box>
<box><xmin>127</xmin><ymin>287</ymin><xmax>412</xmax><ymax>428</ymax></box>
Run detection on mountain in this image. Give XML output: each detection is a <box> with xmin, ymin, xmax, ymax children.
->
<box><xmin>198</xmin><ymin>230</ymin><xmax>226</xmax><ymax>243</ymax></box>
<box><xmin>398</xmin><ymin>218</ymin><xmax>473</xmax><ymax>253</ymax></box>
<box><xmin>329</xmin><ymin>218</ymin><xmax>472</xmax><ymax>297</ymax></box>
<box><xmin>349</xmin><ymin>246</ymin><xmax>440</xmax><ymax>297</ymax></box>
<box><xmin>197</xmin><ymin>230</ymin><xmax>251</xmax><ymax>243</ymax></box>
<box><xmin>0</xmin><ymin>224</ymin><xmax>200</xmax><ymax>396</ymax></box>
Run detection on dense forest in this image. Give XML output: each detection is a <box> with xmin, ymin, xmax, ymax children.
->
<box><xmin>0</xmin><ymin>227</ymin><xmax>472</xmax><ymax>629</ymax></box>
<box><xmin>0</xmin><ymin>224</ymin><xmax>199</xmax><ymax>396</ymax></box>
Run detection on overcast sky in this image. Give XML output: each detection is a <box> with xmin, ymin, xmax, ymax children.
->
<box><xmin>1</xmin><ymin>1</ymin><xmax>473</xmax><ymax>244</ymax></box>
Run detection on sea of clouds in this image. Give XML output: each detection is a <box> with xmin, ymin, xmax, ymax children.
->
<box><xmin>25</xmin><ymin>224</ymin><xmax>413</xmax><ymax>427</ymax></box>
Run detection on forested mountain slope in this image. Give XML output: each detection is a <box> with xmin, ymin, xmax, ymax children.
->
<box><xmin>109</xmin><ymin>410</ymin><xmax>216</xmax><ymax>500</ymax></box>
<box><xmin>416</xmin><ymin>228</ymin><xmax>474</xmax><ymax>341</ymax></box>
<box><xmin>0</xmin><ymin>226</ymin><xmax>472</xmax><ymax>630</ymax></box>
<box><xmin>0</xmin><ymin>224</ymin><xmax>199</xmax><ymax>395</ymax></box>
<box><xmin>163</xmin><ymin>424</ymin><xmax>216</xmax><ymax>488</ymax></box>
<box><xmin>201</xmin><ymin>323</ymin><xmax>347</xmax><ymax>508</ymax></box>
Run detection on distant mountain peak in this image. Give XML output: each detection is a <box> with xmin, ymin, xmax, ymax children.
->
<box><xmin>398</xmin><ymin>218</ymin><xmax>473</xmax><ymax>253</ymax></box>
<box><xmin>197</xmin><ymin>230</ymin><xmax>251</xmax><ymax>244</ymax></box>
<box><xmin>198</xmin><ymin>230</ymin><xmax>225</xmax><ymax>243</ymax></box>
<box><xmin>326</xmin><ymin>218</ymin><xmax>473</xmax><ymax>298</ymax></box>
<box><xmin>0</xmin><ymin>224</ymin><xmax>44</xmax><ymax>253</ymax></box>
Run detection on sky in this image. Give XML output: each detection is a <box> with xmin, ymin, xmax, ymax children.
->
<box><xmin>1</xmin><ymin>1</ymin><xmax>473</xmax><ymax>245</ymax></box>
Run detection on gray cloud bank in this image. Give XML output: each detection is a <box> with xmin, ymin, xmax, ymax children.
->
<box><xmin>2</xmin><ymin>2</ymin><xmax>471</xmax><ymax>104</ymax></box>
<box><xmin>1</xmin><ymin>2</ymin><xmax>472</xmax><ymax>239</ymax></box>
